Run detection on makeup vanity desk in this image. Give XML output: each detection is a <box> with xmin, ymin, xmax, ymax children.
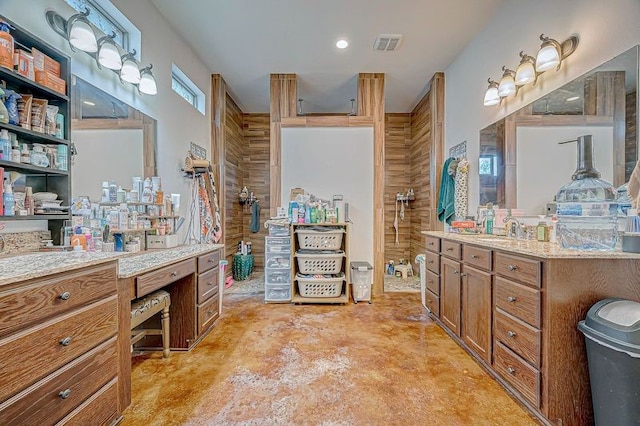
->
<box><xmin>0</xmin><ymin>243</ymin><xmax>224</xmax><ymax>425</ymax></box>
<box><xmin>421</xmin><ymin>231</ymin><xmax>640</xmax><ymax>426</ymax></box>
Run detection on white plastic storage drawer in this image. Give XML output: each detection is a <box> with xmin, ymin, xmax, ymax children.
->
<box><xmin>268</xmin><ymin>224</ymin><xmax>290</xmax><ymax>236</ymax></box>
<box><xmin>265</xmin><ymin>236</ymin><xmax>291</xmax><ymax>247</ymax></box>
<box><xmin>265</xmin><ymin>244</ymin><xmax>291</xmax><ymax>254</ymax></box>
<box><xmin>265</xmin><ymin>268</ymin><xmax>291</xmax><ymax>285</ymax></box>
<box><xmin>265</xmin><ymin>284</ymin><xmax>291</xmax><ymax>301</ymax></box>
<box><xmin>265</xmin><ymin>252</ymin><xmax>291</xmax><ymax>269</ymax></box>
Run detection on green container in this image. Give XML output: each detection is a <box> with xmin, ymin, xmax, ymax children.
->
<box><xmin>233</xmin><ymin>254</ymin><xmax>254</xmax><ymax>281</ymax></box>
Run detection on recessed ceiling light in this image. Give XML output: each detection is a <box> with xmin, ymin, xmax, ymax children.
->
<box><xmin>336</xmin><ymin>40</ymin><xmax>348</xmax><ymax>49</ymax></box>
<box><xmin>566</xmin><ymin>96</ymin><xmax>580</xmax><ymax>102</ymax></box>
<box><xmin>83</xmin><ymin>100</ymin><xmax>96</xmax><ymax>106</ymax></box>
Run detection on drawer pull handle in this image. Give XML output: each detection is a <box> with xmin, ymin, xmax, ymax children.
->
<box><xmin>59</xmin><ymin>337</ymin><xmax>72</xmax><ymax>346</ymax></box>
<box><xmin>59</xmin><ymin>389</ymin><xmax>72</xmax><ymax>399</ymax></box>
<box><xmin>507</xmin><ymin>264</ymin><xmax>518</xmax><ymax>271</ymax></box>
<box><xmin>460</xmin><ymin>273</ymin><xmax>467</xmax><ymax>277</ymax></box>
<box><xmin>428</xmin><ymin>242</ymin><xmax>434</xmax><ymax>246</ymax></box>
<box><xmin>171</xmin><ymin>272</ymin><xmax>178</xmax><ymax>277</ymax></box>
<box><xmin>59</xmin><ymin>291</ymin><xmax>71</xmax><ymax>300</ymax></box>
<box><xmin>446</xmin><ymin>247</ymin><xmax>453</xmax><ymax>251</ymax></box>
<box><xmin>507</xmin><ymin>330</ymin><xmax>517</xmax><ymax>338</ymax></box>
<box><xmin>507</xmin><ymin>296</ymin><xmax>517</xmax><ymax>303</ymax></box>
<box><xmin>428</xmin><ymin>260</ymin><xmax>434</xmax><ymax>264</ymax></box>
<box><xmin>471</xmin><ymin>255</ymin><xmax>479</xmax><ymax>259</ymax></box>
<box><xmin>453</xmin><ymin>270</ymin><xmax>459</xmax><ymax>275</ymax></box>
<box><xmin>507</xmin><ymin>367</ymin><xmax>516</xmax><ymax>375</ymax></box>
<box><xmin>208</xmin><ymin>259</ymin><xmax>216</xmax><ymax>263</ymax></box>
<box><xmin>207</xmin><ymin>281</ymin><xmax>214</xmax><ymax>286</ymax></box>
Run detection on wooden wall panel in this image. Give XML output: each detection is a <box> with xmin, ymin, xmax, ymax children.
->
<box><xmin>384</xmin><ymin>114</ymin><xmax>412</xmax><ymax>265</ymax></box>
<box><xmin>242</xmin><ymin>114</ymin><xmax>271</xmax><ymax>269</ymax></box>
<box><xmin>626</xmin><ymin>91</ymin><xmax>637</xmax><ymax>179</ymax></box>
<box><xmin>224</xmin><ymin>95</ymin><xmax>245</xmax><ymax>267</ymax></box>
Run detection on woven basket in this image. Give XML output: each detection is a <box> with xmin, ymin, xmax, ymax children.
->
<box><xmin>297</xmin><ymin>273</ymin><xmax>344</xmax><ymax>298</ymax></box>
<box><xmin>296</xmin><ymin>228</ymin><xmax>344</xmax><ymax>250</ymax></box>
<box><xmin>295</xmin><ymin>251</ymin><xmax>344</xmax><ymax>274</ymax></box>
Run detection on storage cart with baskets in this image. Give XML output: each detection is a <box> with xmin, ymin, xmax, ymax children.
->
<box><xmin>292</xmin><ymin>223</ymin><xmax>349</xmax><ymax>304</ymax></box>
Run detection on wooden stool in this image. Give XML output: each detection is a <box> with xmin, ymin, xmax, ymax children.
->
<box><xmin>130</xmin><ymin>290</ymin><xmax>171</xmax><ymax>357</ymax></box>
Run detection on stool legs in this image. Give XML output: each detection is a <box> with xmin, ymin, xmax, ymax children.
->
<box><xmin>161</xmin><ymin>306</ymin><xmax>170</xmax><ymax>358</ymax></box>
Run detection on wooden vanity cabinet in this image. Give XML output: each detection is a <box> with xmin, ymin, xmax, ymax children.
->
<box><xmin>461</xmin><ymin>248</ymin><xmax>492</xmax><ymax>364</ymax></box>
<box><xmin>440</xmin><ymin>241</ymin><xmax>462</xmax><ymax>336</ymax></box>
<box><xmin>424</xmin><ymin>236</ymin><xmax>441</xmax><ymax>317</ymax></box>
<box><xmin>0</xmin><ymin>262</ymin><xmax>120</xmax><ymax>426</ymax></box>
<box><xmin>196</xmin><ymin>249</ymin><xmax>220</xmax><ymax>335</ymax></box>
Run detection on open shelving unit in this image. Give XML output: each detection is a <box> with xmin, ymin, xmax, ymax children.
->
<box><xmin>291</xmin><ymin>222</ymin><xmax>350</xmax><ymax>304</ymax></box>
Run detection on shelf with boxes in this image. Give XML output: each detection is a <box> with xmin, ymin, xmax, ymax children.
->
<box><xmin>0</xmin><ymin>15</ymin><xmax>71</xmax><ymax>238</ymax></box>
<box><xmin>291</xmin><ymin>223</ymin><xmax>350</xmax><ymax>304</ymax></box>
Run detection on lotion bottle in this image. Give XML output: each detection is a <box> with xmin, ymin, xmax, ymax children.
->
<box><xmin>3</xmin><ymin>180</ymin><xmax>14</xmax><ymax>216</ymax></box>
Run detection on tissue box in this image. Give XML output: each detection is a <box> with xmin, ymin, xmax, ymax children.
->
<box><xmin>146</xmin><ymin>234</ymin><xmax>180</xmax><ymax>249</ymax></box>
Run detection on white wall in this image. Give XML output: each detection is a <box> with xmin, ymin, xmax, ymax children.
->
<box><xmin>72</xmin><ymin>128</ymin><xmax>144</xmax><ymax>202</ymax></box>
<box><xmin>2</xmin><ymin>0</ymin><xmax>212</xmax><ymax>236</ymax></box>
<box><xmin>445</xmin><ymin>0</ymin><xmax>640</xmax><ymax>215</ymax></box>
<box><xmin>516</xmin><ymin>126</ymin><xmax>614</xmax><ymax>215</ymax></box>
<box><xmin>281</xmin><ymin>127</ymin><xmax>374</xmax><ymax>266</ymax></box>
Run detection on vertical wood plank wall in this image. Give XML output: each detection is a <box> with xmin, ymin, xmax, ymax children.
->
<box><xmin>626</xmin><ymin>91</ymin><xmax>637</xmax><ymax>178</ymax></box>
<box><xmin>224</xmin><ymin>95</ymin><xmax>245</xmax><ymax>267</ymax></box>
<box><xmin>384</xmin><ymin>114</ymin><xmax>412</xmax><ymax>265</ymax></box>
<box><xmin>243</xmin><ymin>114</ymin><xmax>271</xmax><ymax>269</ymax></box>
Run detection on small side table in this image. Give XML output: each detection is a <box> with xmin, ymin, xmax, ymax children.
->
<box><xmin>233</xmin><ymin>253</ymin><xmax>254</xmax><ymax>281</ymax></box>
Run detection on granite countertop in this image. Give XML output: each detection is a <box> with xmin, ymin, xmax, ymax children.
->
<box><xmin>0</xmin><ymin>244</ymin><xmax>225</xmax><ymax>286</ymax></box>
<box><xmin>422</xmin><ymin>231</ymin><xmax>640</xmax><ymax>259</ymax></box>
<box><xmin>117</xmin><ymin>244</ymin><xmax>224</xmax><ymax>278</ymax></box>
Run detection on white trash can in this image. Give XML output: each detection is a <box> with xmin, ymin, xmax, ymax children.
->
<box><xmin>350</xmin><ymin>261</ymin><xmax>372</xmax><ymax>304</ymax></box>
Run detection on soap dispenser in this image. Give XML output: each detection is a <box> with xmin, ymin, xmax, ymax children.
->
<box><xmin>555</xmin><ymin>135</ymin><xmax>618</xmax><ymax>250</ymax></box>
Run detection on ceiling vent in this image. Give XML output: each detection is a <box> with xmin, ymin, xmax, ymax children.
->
<box><xmin>373</xmin><ymin>34</ymin><xmax>403</xmax><ymax>52</ymax></box>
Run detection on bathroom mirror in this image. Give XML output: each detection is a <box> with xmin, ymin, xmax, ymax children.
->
<box><xmin>480</xmin><ymin>45</ymin><xmax>638</xmax><ymax>213</ymax></box>
<box><xmin>70</xmin><ymin>76</ymin><xmax>157</xmax><ymax>201</ymax></box>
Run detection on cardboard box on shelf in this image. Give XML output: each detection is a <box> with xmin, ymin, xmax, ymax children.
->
<box><xmin>31</xmin><ymin>47</ymin><xmax>60</xmax><ymax>77</ymax></box>
<box><xmin>146</xmin><ymin>234</ymin><xmax>180</xmax><ymax>249</ymax></box>
<box><xmin>35</xmin><ymin>70</ymin><xmax>66</xmax><ymax>95</ymax></box>
<box><xmin>14</xmin><ymin>49</ymin><xmax>34</xmax><ymax>80</ymax></box>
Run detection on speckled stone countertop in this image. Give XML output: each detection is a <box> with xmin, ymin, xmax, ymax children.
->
<box><xmin>0</xmin><ymin>251</ymin><xmax>124</xmax><ymax>287</ymax></box>
<box><xmin>0</xmin><ymin>244</ymin><xmax>225</xmax><ymax>286</ymax></box>
<box><xmin>422</xmin><ymin>231</ymin><xmax>640</xmax><ymax>259</ymax></box>
<box><xmin>117</xmin><ymin>244</ymin><xmax>224</xmax><ymax>278</ymax></box>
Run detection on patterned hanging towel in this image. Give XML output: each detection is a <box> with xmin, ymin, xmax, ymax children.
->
<box><xmin>196</xmin><ymin>166</ymin><xmax>222</xmax><ymax>243</ymax></box>
<box><xmin>454</xmin><ymin>159</ymin><xmax>470</xmax><ymax>219</ymax></box>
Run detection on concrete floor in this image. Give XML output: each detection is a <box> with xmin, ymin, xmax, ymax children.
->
<box><xmin>122</xmin><ymin>291</ymin><xmax>539</xmax><ymax>425</ymax></box>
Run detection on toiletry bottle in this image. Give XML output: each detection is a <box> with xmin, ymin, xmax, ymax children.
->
<box><xmin>142</xmin><ymin>178</ymin><xmax>153</xmax><ymax>203</ymax></box>
<box><xmin>24</xmin><ymin>186</ymin><xmax>33</xmax><ymax>215</ymax></box>
<box><xmin>0</xmin><ymin>130</ymin><xmax>10</xmax><ymax>161</ymax></box>
<box><xmin>3</xmin><ymin>180</ymin><xmax>14</xmax><ymax>216</ymax></box>
<box><xmin>10</xmin><ymin>140</ymin><xmax>19</xmax><ymax>163</ymax></box>
<box><xmin>118</xmin><ymin>203</ymin><xmax>129</xmax><ymax>230</ymax></box>
<box><xmin>20</xmin><ymin>144</ymin><xmax>30</xmax><ymax>164</ymax></box>
<box><xmin>101</xmin><ymin>181</ymin><xmax>110</xmax><ymax>203</ymax></box>
<box><xmin>114</xmin><ymin>233</ymin><xmax>124</xmax><ymax>252</ymax></box>
<box><xmin>536</xmin><ymin>218</ymin><xmax>549</xmax><ymax>242</ymax></box>
<box><xmin>108</xmin><ymin>180</ymin><xmax>117</xmax><ymax>202</ymax></box>
<box><xmin>485</xmin><ymin>203</ymin><xmax>495</xmax><ymax>234</ymax></box>
<box><xmin>154</xmin><ymin>183</ymin><xmax>164</xmax><ymax>205</ymax></box>
<box><xmin>116</xmin><ymin>186</ymin><xmax>126</xmax><ymax>203</ymax></box>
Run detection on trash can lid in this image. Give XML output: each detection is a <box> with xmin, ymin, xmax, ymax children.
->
<box><xmin>578</xmin><ymin>298</ymin><xmax>640</xmax><ymax>351</ymax></box>
<box><xmin>350</xmin><ymin>261</ymin><xmax>372</xmax><ymax>270</ymax></box>
<box><xmin>415</xmin><ymin>254</ymin><xmax>426</xmax><ymax>263</ymax></box>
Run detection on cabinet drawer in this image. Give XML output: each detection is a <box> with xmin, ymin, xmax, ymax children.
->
<box><xmin>265</xmin><ymin>253</ymin><xmax>291</xmax><ymax>269</ymax></box>
<box><xmin>0</xmin><ymin>263</ymin><xmax>116</xmax><ymax>338</ymax></box>
<box><xmin>0</xmin><ymin>337</ymin><xmax>117</xmax><ymax>425</ymax></box>
<box><xmin>425</xmin><ymin>236</ymin><xmax>440</xmax><ymax>253</ymax></box>
<box><xmin>0</xmin><ymin>296</ymin><xmax>117</xmax><ymax>403</ymax></box>
<box><xmin>494</xmin><ymin>341</ymin><xmax>540</xmax><ymax>407</ymax></box>
<box><xmin>137</xmin><ymin>259</ymin><xmax>195</xmax><ymax>297</ymax></box>
<box><xmin>494</xmin><ymin>252</ymin><xmax>541</xmax><ymax>287</ymax></box>
<box><xmin>197</xmin><ymin>250</ymin><xmax>220</xmax><ymax>273</ymax></box>
<box><xmin>425</xmin><ymin>270</ymin><xmax>439</xmax><ymax>295</ymax></box>
<box><xmin>425</xmin><ymin>251</ymin><xmax>440</xmax><ymax>274</ymax></box>
<box><xmin>197</xmin><ymin>267</ymin><xmax>219</xmax><ymax>304</ymax></box>
<box><xmin>495</xmin><ymin>308</ymin><xmax>541</xmax><ymax>367</ymax></box>
<box><xmin>424</xmin><ymin>289</ymin><xmax>440</xmax><ymax>317</ymax></box>
<box><xmin>441</xmin><ymin>240</ymin><xmax>462</xmax><ymax>260</ymax></box>
<box><xmin>265</xmin><ymin>236</ymin><xmax>291</xmax><ymax>247</ymax></box>
<box><xmin>463</xmin><ymin>245</ymin><xmax>492</xmax><ymax>271</ymax></box>
<box><xmin>198</xmin><ymin>294</ymin><xmax>219</xmax><ymax>335</ymax></box>
<box><xmin>266</xmin><ymin>244</ymin><xmax>291</xmax><ymax>254</ymax></box>
<box><xmin>265</xmin><ymin>268</ymin><xmax>291</xmax><ymax>285</ymax></box>
<box><xmin>56</xmin><ymin>378</ymin><xmax>118</xmax><ymax>426</ymax></box>
<box><xmin>495</xmin><ymin>277</ymin><xmax>541</xmax><ymax>328</ymax></box>
<box><xmin>265</xmin><ymin>284</ymin><xmax>291</xmax><ymax>302</ymax></box>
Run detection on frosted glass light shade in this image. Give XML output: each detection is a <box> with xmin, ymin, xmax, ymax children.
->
<box><xmin>68</xmin><ymin>19</ymin><xmax>97</xmax><ymax>52</ymax></box>
<box><xmin>139</xmin><ymin>68</ymin><xmax>157</xmax><ymax>95</ymax></box>
<box><xmin>98</xmin><ymin>40</ymin><xmax>122</xmax><ymax>70</ymax></box>
<box><xmin>515</xmin><ymin>61</ymin><xmax>536</xmax><ymax>85</ymax></box>
<box><xmin>498</xmin><ymin>74</ymin><xmax>516</xmax><ymax>97</ymax></box>
<box><xmin>536</xmin><ymin>44</ymin><xmax>560</xmax><ymax>72</ymax></box>
<box><xmin>483</xmin><ymin>84</ymin><xmax>500</xmax><ymax>106</ymax></box>
<box><xmin>120</xmin><ymin>57</ymin><xmax>141</xmax><ymax>84</ymax></box>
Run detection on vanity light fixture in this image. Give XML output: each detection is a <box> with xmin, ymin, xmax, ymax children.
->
<box><xmin>515</xmin><ymin>51</ymin><xmax>537</xmax><ymax>86</ymax></box>
<box><xmin>483</xmin><ymin>79</ymin><xmax>501</xmax><ymax>106</ymax></box>
<box><xmin>45</xmin><ymin>10</ymin><xmax>157</xmax><ymax>95</ymax></box>
<box><xmin>483</xmin><ymin>33</ymin><xmax>579</xmax><ymax>107</ymax></box>
<box><xmin>498</xmin><ymin>66</ymin><xmax>517</xmax><ymax>97</ymax></box>
<box><xmin>66</xmin><ymin>9</ymin><xmax>98</xmax><ymax>53</ymax></box>
<box><xmin>96</xmin><ymin>33</ymin><xmax>122</xmax><ymax>70</ymax></box>
<box><xmin>336</xmin><ymin>39</ymin><xmax>349</xmax><ymax>49</ymax></box>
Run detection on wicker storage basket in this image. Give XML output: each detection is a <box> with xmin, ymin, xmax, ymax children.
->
<box><xmin>296</xmin><ymin>227</ymin><xmax>344</xmax><ymax>250</ymax></box>
<box><xmin>297</xmin><ymin>273</ymin><xmax>344</xmax><ymax>298</ymax></box>
<box><xmin>295</xmin><ymin>251</ymin><xmax>344</xmax><ymax>274</ymax></box>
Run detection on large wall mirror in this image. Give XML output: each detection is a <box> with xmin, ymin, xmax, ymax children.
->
<box><xmin>70</xmin><ymin>76</ymin><xmax>157</xmax><ymax>201</ymax></box>
<box><xmin>480</xmin><ymin>45</ymin><xmax>638</xmax><ymax>214</ymax></box>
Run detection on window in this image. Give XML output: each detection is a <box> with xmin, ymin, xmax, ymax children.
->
<box><xmin>171</xmin><ymin>64</ymin><xmax>205</xmax><ymax>115</ymax></box>
<box><xmin>64</xmin><ymin>0</ymin><xmax>141</xmax><ymax>57</ymax></box>
<box><xmin>479</xmin><ymin>155</ymin><xmax>497</xmax><ymax>176</ymax></box>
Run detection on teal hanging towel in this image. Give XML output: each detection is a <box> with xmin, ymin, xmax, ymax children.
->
<box><xmin>250</xmin><ymin>201</ymin><xmax>261</xmax><ymax>233</ymax></box>
<box><xmin>437</xmin><ymin>157</ymin><xmax>456</xmax><ymax>225</ymax></box>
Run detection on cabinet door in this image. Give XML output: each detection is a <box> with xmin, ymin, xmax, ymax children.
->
<box><xmin>440</xmin><ymin>256</ymin><xmax>461</xmax><ymax>336</ymax></box>
<box><xmin>461</xmin><ymin>264</ymin><xmax>492</xmax><ymax>363</ymax></box>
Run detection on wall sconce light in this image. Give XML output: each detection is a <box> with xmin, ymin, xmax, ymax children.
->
<box><xmin>45</xmin><ymin>10</ymin><xmax>157</xmax><ymax>95</ymax></box>
<box><xmin>483</xmin><ymin>33</ymin><xmax>579</xmax><ymax>106</ymax></box>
